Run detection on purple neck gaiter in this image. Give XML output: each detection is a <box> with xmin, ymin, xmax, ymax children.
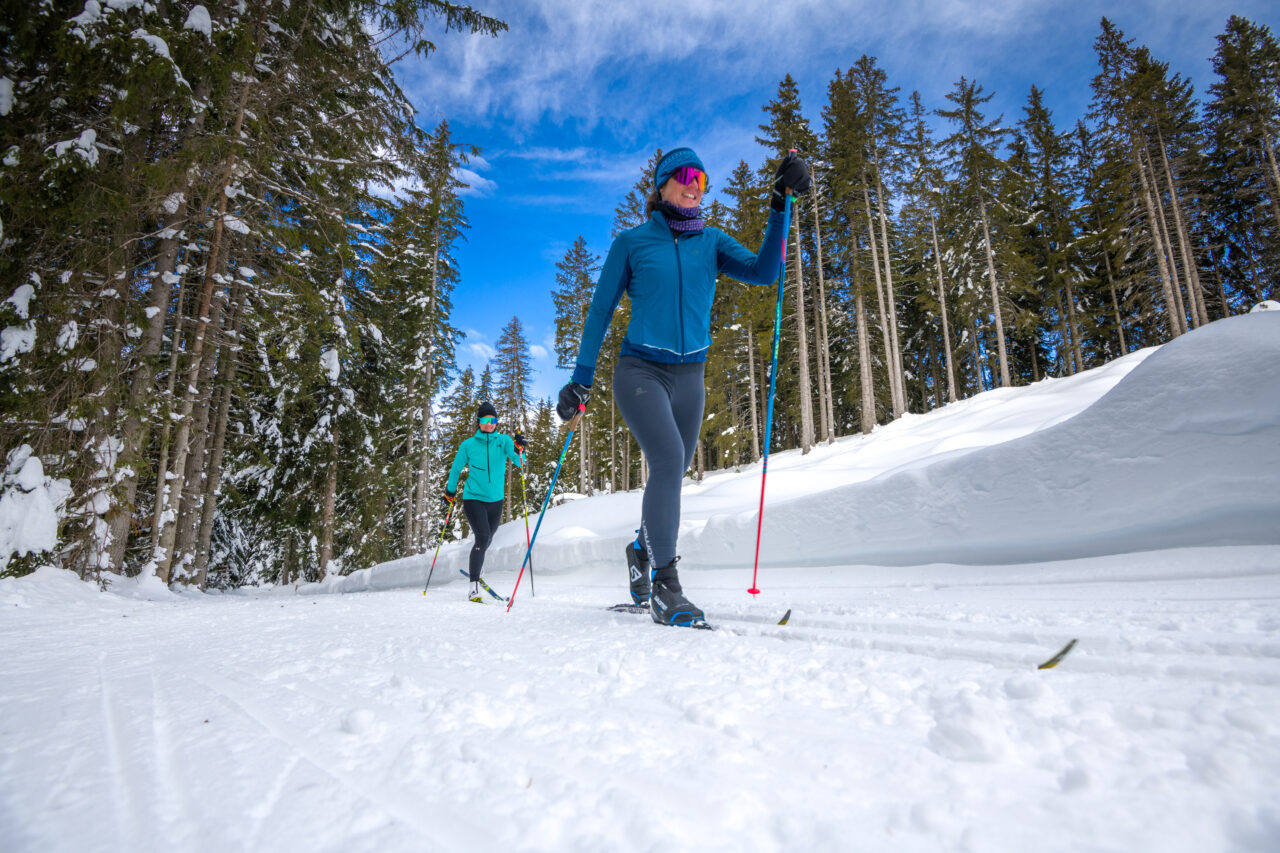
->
<box><xmin>656</xmin><ymin>201</ymin><xmax>704</xmax><ymax>233</ymax></box>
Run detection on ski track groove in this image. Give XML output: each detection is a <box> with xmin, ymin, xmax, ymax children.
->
<box><xmin>243</xmin><ymin>755</ymin><xmax>301</xmax><ymax>852</ymax></box>
<box><xmin>150</xmin><ymin>672</ymin><xmax>191</xmax><ymax>847</ymax></box>
<box><xmin>98</xmin><ymin>657</ymin><xmax>138</xmax><ymax>850</ymax></box>
<box><xmin>188</xmin><ymin>667</ymin><xmax>515</xmax><ymax>851</ymax></box>
<box><xmin>543</xmin><ymin>599</ymin><xmax>1280</xmax><ymax>686</ymax></box>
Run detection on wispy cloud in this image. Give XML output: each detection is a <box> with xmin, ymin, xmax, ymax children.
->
<box><xmin>402</xmin><ymin>0</ymin><xmax>1273</xmax><ymax>141</ymax></box>
<box><xmin>464</xmin><ymin>341</ymin><xmax>496</xmax><ymax>360</ymax></box>
<box><xmin>455</xmin><ymin>166</ymin><xmax>498</xmax><ymax>197</ymax></box>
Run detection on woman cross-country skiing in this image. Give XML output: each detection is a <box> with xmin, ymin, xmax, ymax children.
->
<box><xmin>444</xmin><ymin>402</ymin><xmax>526</xmax><ymax>602</ymax></box>
<box><xmin>556</xmin><ymin>146</ymin><xmax>810</xmax><ymax>626</ymax></box>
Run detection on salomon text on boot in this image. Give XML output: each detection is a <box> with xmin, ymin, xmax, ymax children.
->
<box><xmin>648</xmin><ymin>558</ymin><xmax>705</xmax><ymax>627</ymax></box>
<box><xmin>625</xmin><ymin>540</ymin><xmax>651</xmax><ymax>606</ymax></box>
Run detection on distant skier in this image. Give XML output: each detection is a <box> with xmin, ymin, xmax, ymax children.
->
<box><xmin>444</xmin><ymin>402</ymin><xmax>526</xmax><ymax>602</ymax></box>
<box><xmin>556</xmin><ymin>146</ymin><xmax>810</xmax><ymax>626</ymax></box>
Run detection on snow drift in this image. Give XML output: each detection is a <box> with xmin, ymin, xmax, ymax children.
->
<box><xmin>729</xmin><ymin>311</ymin><xmax>1280</xmax><ymax>567</ymax></box>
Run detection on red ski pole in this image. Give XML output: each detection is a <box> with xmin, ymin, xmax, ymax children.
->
<box><xmin>749</xmin><ymin>151</ymin><xmax>797</xmax><ymax>597</ymax></box>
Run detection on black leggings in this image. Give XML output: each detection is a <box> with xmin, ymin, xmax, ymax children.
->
<box><xmin>462</xmin><ymin>498</ymin><xmax>503</xmax><ymax>582</ymax></box>
<box><xmin>613</xmin><ymin>356</ymin><xmax>705</xmax><ymax>568</ymax></box>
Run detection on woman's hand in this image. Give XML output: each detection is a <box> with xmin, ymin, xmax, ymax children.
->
<box><xmin>771</xmin><ymin>153</ymin><xmax>812</xmax><ymax>210</ymax></box>
<box><xmin>556</xmin><ymin>382</ymin><xmax>590</xmax><ymax>421</ymax></box>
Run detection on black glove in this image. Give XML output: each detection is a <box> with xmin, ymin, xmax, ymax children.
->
<box><xmin>440</xmin><ymin>491</ymin><xmax>456</xmax><ymax>512</ymax></box>
<box><xmin>556</xmin><ymin>381</ymin><xmax>590</xmax><ymax>421</ymax></box>
<box><xmin>513</xmin><ymin>431</ymin><xmax>527</xmax><ymax>452</ymax></box>
<box><xmin>771</xmin><ymin>152</ymin><xmax>812</xmax><ymax>211</ymax></box>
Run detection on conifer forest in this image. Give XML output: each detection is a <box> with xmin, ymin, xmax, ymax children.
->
<box><xmin>2</xmin><ymin>4</ymin><xmax>1277</xmax><ymax>587</ymax></box>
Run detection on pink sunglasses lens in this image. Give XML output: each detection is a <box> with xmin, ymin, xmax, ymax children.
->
<box><xmin>674</xmin><ymin>167</ymin><xmax>706</xmax><ymax>191</ymax></box>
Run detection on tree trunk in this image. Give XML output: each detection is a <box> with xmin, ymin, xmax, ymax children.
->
<box><xmin>192</xmin><ymin>280</ymin><xmax>247</xmax><ymax>588</ymax></box>
<box><xmin>873</xmin><ymin>168</ymin><xmax>907</xmax><ymax>414</ymax></box>
<box><xmin>1134</xmin><ymin>144</ymin><xmax>1184</xmax><ymax>337</ymax></box>
<box><xmin>1102</xmin><ymin>249</ymin><xmax>1127</xmax><ymax>353</ymax></box>
<box><xmin>400</xmin><ymin>375</ymin><xmax>417</xmax><ymax>553</ymax></box>
<box><xmin>319</xmin><ymin>428</ymin><xmax>338</xmax><ymax>580</ymax></box>
<box><xmin>864</xmin><ymin>194</ymin><xmax>898</xmax><ymax>413</ymax></box>
<box><xmin>146</xmin><ymin>265</ymin><xmax>190</xmax><ymax>576</ymax></box>
<box><xmin>975</xmin><ymin>194</ymin><xmax>1011</xmax><ymax>387</ymax></box>
<box><xmin>1154</xmin><ymin>127</ymin><xmax>1208</xmax><ymax>328</ymax></box>
<box><xmin>928</xmin><ymin>212</ymin><xmax>957</xmax><ymax>403</ymax></box>
<box><xmin>852</xmin><ymin>231</ymin><xmax>876</xmax><ymax>434</ymax></box>
<box><xmin>155</xmin><ymin>79</ymin><xmax>252</xmax><ymax>582</ymax></box>
<box><xmin>862</xmin><ymin>188</ymin><xmax>902</xmax><ymax>416</ymax></box>
<box><xmin>742</xmin><ymin>325</ymin><xmax>757</xmax><ymax>458</ymax></box>
<box><xmin>1142</xmin><ymin>145</ymin><xmax>1190</xmax><ymax>330</ymax></box>
<box><xmin>790</xmin><ymin>214</ymin><xmax>815</xmax><ymax>453</ymax></box>
<box><xmin>172</xmin><ymin>280</ymin><xmax>226</xmax><ymax>584</ymax></box>
<box><xmin>106</xmin><ymin>205</ymin><xmax>184</xmax><ymax>573</ymax></box>
<box><xmin>809</xmin><ymin>182</ymin><xmax>834</xmax><ymax>443</ymax></box>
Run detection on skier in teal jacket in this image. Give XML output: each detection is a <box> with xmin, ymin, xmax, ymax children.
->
<box><xmin>556</xmin><ymin>146</ymin><xmax>810</xmax><ymax>626</ymax></box>
<box><xmin>444</xmin><ymin>402</ymin><xmax>525</xmax><ymax>602</ymax></box>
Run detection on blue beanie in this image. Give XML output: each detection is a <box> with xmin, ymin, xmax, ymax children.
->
<box><xmin>654</xmin><ymin>147</ymin><xmax>705</xmax><ymax>190</ymax></box>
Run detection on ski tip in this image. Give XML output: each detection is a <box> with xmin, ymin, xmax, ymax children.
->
<box><xmin>1037</xmin><ymin>638</ymin><xmax>1079</xmax><ymax>670</ymax></box>
<box><xmin>777</xmin><ymin>608</ymin><xmax>791</xmax><ymax>626</ymax></box>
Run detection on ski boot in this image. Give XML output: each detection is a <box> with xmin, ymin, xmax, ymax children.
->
<box><xmin>467</xmin><ymin>581</ymin><xmax>484</xmax><ymax>603</ymax></box>
<box><xmin>625</xmin><ymin>540</ymin><xmax>651</xmax><ymax>606</ymax></box>
<box><xmin>649</xmin><ymin>558</ymin><xmax>706</xmax><ymax>627</ymax></box>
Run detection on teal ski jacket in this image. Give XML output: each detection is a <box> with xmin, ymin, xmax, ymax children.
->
<box><xmin>447</xmin><ymin>430</ymin><xmax>523</xmax><ymax>502</ymax></box>
<box><xmin>571</xmin><ymin>207</ymin><xmax>789</xmax><ymax>387</ymax></box>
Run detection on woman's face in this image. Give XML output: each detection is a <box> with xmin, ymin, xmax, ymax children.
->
<box><xmin>659</xmin><ymin>172</ymin><xmax>704</xmax><ymax>208</ymax></box>
<box><xmin>479</xmin><ymin>418</ymin><xmax>497</xmax><ymax>433</ymax></box>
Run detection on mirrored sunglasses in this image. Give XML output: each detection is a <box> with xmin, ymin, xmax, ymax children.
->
<box><xmin>478</xmin><ymin>416</ymin><xmax>497</xmax><ymax>425</ymax></box>
<box><xmin>672</xmin><ymin>166</ymin><xmax>707</xmax><ymax>192</ymax></box>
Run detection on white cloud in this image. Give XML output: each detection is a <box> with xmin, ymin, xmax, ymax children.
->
<box><xmin>529</xmin><ymin>343</ymin><xmax>548</xmax><ymax>359</ymax></box>
<box><xmin>465</xmin><ymin>341</ymin><xmax>496</xmax><ymax>360</ymax></box>
<box><xmin>455</xmin><ymin>167</ymin><xmax>498</xmax><ymax>197</ymax></box>
<box><xmin>397</xmin><ymin>0</ymin><xmax>1052</xmax><ymax>134</ymax></box>
<box><xmin>400</xmin><ymin>0</ymin><xmax>1269</xmax><ymax>145</ymax></box>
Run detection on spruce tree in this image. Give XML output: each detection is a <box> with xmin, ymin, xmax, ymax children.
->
<box><xmin>938</xmin><ymin>76</ymin><xmax>1014</xmax><ymax>387</ymax></box>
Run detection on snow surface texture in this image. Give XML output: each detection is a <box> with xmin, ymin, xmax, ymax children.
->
<box><xmin>2</xmin><ymin>313</ymin><xmax>1278</xmax><ymax>852</ymax></box>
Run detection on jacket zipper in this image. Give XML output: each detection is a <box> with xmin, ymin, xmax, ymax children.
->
<box><xmin>673</xmin><ymin>234</ymin><xmax>685</xmax><ymax>355</ymax></box>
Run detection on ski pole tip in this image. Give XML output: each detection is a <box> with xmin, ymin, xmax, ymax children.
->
<box><xmin>747</xmin><ymin>587</ymin><xmax>761</xmax><ymax>596</ymax></box>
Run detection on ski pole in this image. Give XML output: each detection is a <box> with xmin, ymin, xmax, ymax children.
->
<box><xmin>423</xmin><ymin>501</ymin><xmax>456</xmax><ymax>594</ymax></box>
<box><xmin>749</xmin><ymin>151</ymin><xmax>797</xmax><ymax>597</ymax></box>
<box><xmin>507</xmin><ymin>405</ymin><xmax>584</xmax><ymax>612</ymax></box>
<box><xmin>518</xmin><ymin>449</ymin><xmax>535</xmax><ymax>597</ymax></box>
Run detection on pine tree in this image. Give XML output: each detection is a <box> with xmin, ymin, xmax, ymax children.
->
<box><xmin>1017</xmin><ymin>86</ymin><xmax>1085</xmax><ymax>376</ymax></box>
<box><xmin>938</xmin><ymin>76</ymin><xmax>1014</xmax><ymax>387</ymax></box>
<box><xmin>901</xmin><ymin>90</ymin><xmax>958</xmax><ymax>403</ymax></box>
<box><xmin>1203</xmin><ymin>16</ymin><xmax>1280</xmax><ymax>307</ymax></box>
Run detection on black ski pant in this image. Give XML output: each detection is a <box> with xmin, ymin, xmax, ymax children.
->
<box><xmin>612</xmin><ymin>356</ymin><xmax>705</xmax><ymax>569</ymax></box>
<box><xmin>462</xmin><ymin>498</ymin><xmax>503</xmax><ymax>582</ymax></box>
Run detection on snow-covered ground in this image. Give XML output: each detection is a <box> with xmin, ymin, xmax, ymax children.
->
<box><xmin>3</xmin><ymin>312</ymin><xmax>1278</xmax><ymax>852</ymax></box>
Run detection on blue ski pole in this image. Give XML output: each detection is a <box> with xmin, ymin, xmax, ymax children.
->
<box><xmin>507</xmin><ymin>404</ymin><xmax>584</xmax><ymax>611</ymax></box>
<box><xmin>749</xmin><ymin>150</ymin><xmax>797</xmax><ymax>597</ymax></box>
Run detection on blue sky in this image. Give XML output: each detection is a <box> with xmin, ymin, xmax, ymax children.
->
<box><xmin>391</xmin><ymin>0</ymin><xmax>1278</xmax><ymax>403</ymax></box>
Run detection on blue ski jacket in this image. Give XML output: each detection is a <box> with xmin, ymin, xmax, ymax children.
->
<box><xmin>447</xmin><ymin>430</ymin><xmax>523</xmax><ymax>502</ymax></box>
<box><xmin>570</xmin><ymin>208</ymin><xmax>789</xmax><ymax>387</ymax></box>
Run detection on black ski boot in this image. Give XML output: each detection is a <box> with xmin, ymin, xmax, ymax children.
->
<box><xmin>625</xmin><ymin>541</ymin><xmax>651</xmax><ymax>606</ymax></box>
<box><xmin>649</xmin><ymin>558</ymin><xmax>705</xmax><ymax>627</ymax></box>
